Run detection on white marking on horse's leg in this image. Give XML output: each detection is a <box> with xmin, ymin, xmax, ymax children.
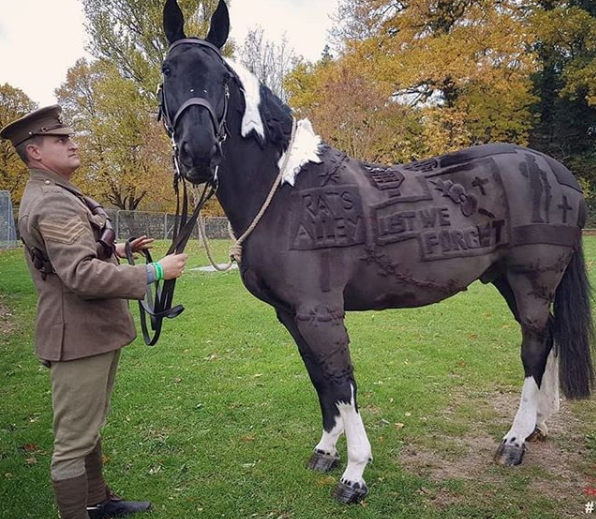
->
<box><xmin>314</xmin><ymin>416</ymin><xmax>344</xmax><ymax>457</ymax></box>
<box><xmin>503</xmin><ymin>377</ymin><xmax>540</xmax><ymax>445</ymax></box>
<box><xmin>338</xmin><ymin>386</ymin><xmax>372</xmax><ymax>487</ymax></box>
<box><xmin>536</xmin><ymin>348</ymin><xmax>560</xmax><ymax>435</ymax></box>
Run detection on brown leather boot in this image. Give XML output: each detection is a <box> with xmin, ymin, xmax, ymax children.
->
<box><xmin>52</xmin><ymin>473</ymin><xmax>90</xmax><ymax>519</ymax></box>
<box><xmin>85</xmin><ymin>440</ymin><xmax>107</xmax><ymax>506</ymax></box>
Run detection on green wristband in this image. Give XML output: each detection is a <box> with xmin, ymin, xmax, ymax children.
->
<box><xmin>154</xmin><ymin>262</ymin><xmax>164</xmax><ymax>281</ymax></box>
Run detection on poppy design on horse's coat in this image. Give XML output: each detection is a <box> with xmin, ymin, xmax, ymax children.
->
<box><xmin>161</xmin><ymin>0</ymin><xmax>594</xmax><ymax>504</ymax></box>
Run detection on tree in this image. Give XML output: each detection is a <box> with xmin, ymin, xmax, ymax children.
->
<box><xmin>56</xmin><ymin>59</ymin><xmax>175</xmax><ymax>211</ymax></box>
<box><xmin>528</xmin><ymin>1</ymin><xmax>596</xmax><ymax>191</ymax></box>
<box><xmin>237</xmin><ymin>26</ymin><xmax>296</xmax><ymax>103</ymax></box>
<box><xmin>0</xmin><ymin>84</ymin><xmax>37</xmax><ymax>206</ymax></box>
<box><xmin>288</xmin><ymin>0</ymin><xmax>542</xmax><ymax>165</ymax></box>
<box><xmin>81</xmin><ymin>0</ymin><xmax>230</xmax><ymax>99</ymax></box>
<box><xmin>286</xmin><ymin>58</ymin><xmax>424</xmax><ymax>164</ymax></box>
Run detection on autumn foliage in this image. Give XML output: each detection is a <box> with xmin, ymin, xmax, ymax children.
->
<box><xmin>1</xmin><ymin>0</ymin><xmax>595</xmax><ymax>213</ymax></box>
<box><xmin>286</xmin><ymin>0</ymin><xmax>596</xmax><ymax>194</ymax></box>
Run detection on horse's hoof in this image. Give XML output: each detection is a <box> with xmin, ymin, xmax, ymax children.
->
<box><xmin>526</xmin><ymin>426</ymin><xmax>547</xmax><ymax>443</ymax></box>
<box><xmin>333</xmin><ymin>481</ymin><xmax>368</xmax><ymax>504</ymax></box>
<box><xmin>494</xmin><ymin>440</ymin><xmax>526</xmax><ymax>466</ymax></box>
<box><xmin>308</xmin><ymin>451</ymin><xmax>340</xmax><ymax>472</ymax></box>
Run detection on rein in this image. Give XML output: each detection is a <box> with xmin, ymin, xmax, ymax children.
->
<box><xmin>125</xmin><ymin>179</ymin><xmax>216</xmax><ymax>346</ymax></box>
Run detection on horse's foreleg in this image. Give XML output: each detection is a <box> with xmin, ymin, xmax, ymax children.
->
<box><xmin>288</xmin><ymin>305</ymin><xmax>371</xmax><ymax>503</ymax></box>
<box><xmin>276</xmin><ymin>309</ymin><xmax>344</xmax><ymax>472</ymax></box>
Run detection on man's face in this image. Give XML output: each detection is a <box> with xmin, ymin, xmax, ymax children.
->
<box><xmin>28</xmin><ymin>136</ymin><xmax>80</xmax><ymax>176</ymax></box>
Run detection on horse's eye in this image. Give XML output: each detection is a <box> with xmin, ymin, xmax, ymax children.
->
<box><xmin>162</xmin><ymin>66</ymin><xmax>171</xmax><ymax>77</ymax></box>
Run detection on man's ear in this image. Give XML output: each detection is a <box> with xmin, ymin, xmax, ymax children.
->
<box><xmin>26</xmin><ymin>141</ymin><xmax>43</xmax><ymax>162</ymax></box>
<box><xmin>205</xmin><ymin>0</ymin><xmax>230</xmax><ymax>49</ymax></box>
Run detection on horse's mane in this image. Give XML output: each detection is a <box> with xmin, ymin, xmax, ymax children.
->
<box><xmin>225</xmin><ymin>58</ymin><xmax>322</xmax><ymax>185</ymax></box>
<box><xmin>258</xmin><ymin>84</ymin><xmax>293</xmax><ymax>150</ymax></box>
<box><xmin>225</xmin><ymin>58</ymin><xmax>291</xmax><ymax>148</ymax></box>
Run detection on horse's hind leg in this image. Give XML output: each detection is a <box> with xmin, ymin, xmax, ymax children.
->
<box><xmin>493</xmin><ymin>260</ymin><xmax>564</xmax><ymax>466</ymax></box>
<box><xmin>493</xmin><ymin>275</ymin><xmax>560</xmax><ymax>445</ymax></box>
<box><xmin>528</xmin><ymin>347</ymin><xmax>559</xmax><ymax>442</ymax></box>
<box><xmin>277</xmin><ymin>306</ymin><xmax>372</xmax><ymax>503</ymax></box>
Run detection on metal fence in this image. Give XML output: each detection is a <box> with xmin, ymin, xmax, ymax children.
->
<box><xmin>106</xmin><ymin>210</ymin><xmax>230</xmax><ymax>241</ymax></box>
<box><xmin>0</xmin><ymin>191</ymin><xmax>17</xmax><ymax>249</ymax></box>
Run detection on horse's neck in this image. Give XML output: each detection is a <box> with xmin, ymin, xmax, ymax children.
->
<box><xmin>214</xmin><ymin>82</ymin><xmax>294</xmax><ymax>236</ymax></box>
<box><xmin>216</xmin><ymin>134</ymin><xmax>283</xmax><ymax>237</ymax></box>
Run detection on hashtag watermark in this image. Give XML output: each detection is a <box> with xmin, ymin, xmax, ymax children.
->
<box><xmin>586</xmin><ymin>501</ymin><xmax>595</xmax><ymax>514</ymax></box>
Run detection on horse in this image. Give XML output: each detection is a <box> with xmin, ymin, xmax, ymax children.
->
<box><xmin>160</xmin><ymin>0</ymin><xmax>594</xmax><ymax>503</ymax></box>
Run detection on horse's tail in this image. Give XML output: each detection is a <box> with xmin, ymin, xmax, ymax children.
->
<box><xmin>553</xmin><ymin>237</ymin><xmax>595</xmax><ymax>399</ymax></box>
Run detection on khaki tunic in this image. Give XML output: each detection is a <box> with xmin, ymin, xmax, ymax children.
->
<box><xmin>18</xmin><ymin>168</ymin><xmax>147</xmax><ymax>362</ymax></box>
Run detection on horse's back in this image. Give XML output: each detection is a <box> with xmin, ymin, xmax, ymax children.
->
<box><xmin>341</xmin><ymin>143</ymin><xmax>585</xmax><ymax>310</ymax></box>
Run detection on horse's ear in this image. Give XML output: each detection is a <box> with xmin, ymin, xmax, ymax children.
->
<box><xmin>205</xmin><ymin>0</ymin><xmax>230</xmax><ymax>49</ymax></box>
<box><xmin>163</xmin><ymin>0</ymin><xmax>186</xmax><ymax>45</ymax></box>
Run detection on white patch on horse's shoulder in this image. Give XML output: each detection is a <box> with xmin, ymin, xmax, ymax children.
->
<box><xmin>224</xmin><ymin>58</ymin><xmax>265</xmax><ymax>140</ymax></box>
<box><xmin>280</xmin><ymin>119</ymin><xmax>323</xmax><ymax>186</ymax></box>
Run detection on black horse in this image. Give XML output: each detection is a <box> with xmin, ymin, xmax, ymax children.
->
<box><xmin>161</xmin><ymin>0</ymin><xmax>594</xmax><ymax>503</ymax></box>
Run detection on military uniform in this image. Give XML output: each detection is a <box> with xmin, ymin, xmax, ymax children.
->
<box><xmin>18</xmin><ymin>167</ymin><xmax>146</xmax><ymax>361</ymax></box>
<box><xmin>2</xmin><ymin>105</ymin><xmax>152</xmax><ymax>519</ymax></box>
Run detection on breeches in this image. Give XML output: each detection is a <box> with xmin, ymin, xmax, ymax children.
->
<box><xmin>50</xmin><ymin>349</ymin><xmax>120</xmax><ymax>481</ymax></box>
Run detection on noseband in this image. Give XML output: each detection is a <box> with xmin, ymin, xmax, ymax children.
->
<box><xmin>158</xmin><ymin>38</ymin><xmax>231</xmax><ymax>178</ymax></box>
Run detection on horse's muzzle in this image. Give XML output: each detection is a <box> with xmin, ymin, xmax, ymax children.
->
<box><xmin>179</xmin><ymin>142</ymin><xmax>221</xmax><ymax>184</ymax></box>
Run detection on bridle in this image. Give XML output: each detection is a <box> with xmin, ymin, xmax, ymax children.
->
<box><xmin>128</xmin><ymin>37</ymin><xmax>233</xmax><ymax>346</ymax></box>
<box><xmin>158</xmin><ymin>37</ymin><xmax>232</xmax><ymax>182</ymax></box>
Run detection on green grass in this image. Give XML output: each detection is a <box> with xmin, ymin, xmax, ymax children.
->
<box><xmin>1</xmin><ymin>238</ymin><xmax>596</xmax><ymax>518</ymax></box>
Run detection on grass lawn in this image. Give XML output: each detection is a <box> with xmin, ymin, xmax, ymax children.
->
<box><xmin>1</xmin><ymin>238</ymin><xmax>596</xmax><ymax>519</ymax></box>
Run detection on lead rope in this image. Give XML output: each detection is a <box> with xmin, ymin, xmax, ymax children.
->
<box><xmin>194</xmin><ymin>118</ymin><xmax>298</xmax><ymax>271</ymax></box>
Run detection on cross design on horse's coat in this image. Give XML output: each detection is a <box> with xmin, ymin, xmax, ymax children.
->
<box><xmin>161</xmin><ymin>0</ymin><xmax>595</xmax><ymax>505</ymax></box>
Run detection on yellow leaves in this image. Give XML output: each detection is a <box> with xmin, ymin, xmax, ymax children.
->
<box><xmin>287</xmin><ymin>0</ymin><xmax>556</xmax><ymax>160</ymax></box>
<box><xmin>0</xmin><ymin>84</ymin><xmax>37</xmax><ymax>205</ymax></box>
<box><xmin>57</xmin><ymin>59</ymin><xmax>175</xmax><ymax>211</ymax></box>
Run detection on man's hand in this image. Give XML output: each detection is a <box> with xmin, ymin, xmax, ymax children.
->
<box><xmin>158</xmin><ymin>253</ymin><xmax>188</xmax><ymax>280</ymax></box>
<box><xmin>115</xmin><ymin>236</ymin><xmax>154</xmax><ymax>259</ymax></box>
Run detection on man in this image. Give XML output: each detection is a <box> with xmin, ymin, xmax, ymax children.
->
<box><xmin>1</xmin><ymin>105</ymin><xmax>188</xmax><ymax>519</ymax></box>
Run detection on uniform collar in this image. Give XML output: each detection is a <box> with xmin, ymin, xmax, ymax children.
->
<box><xmin>29</xmin><ymin>168</ymin><xmax>82</xmax><ymax>196</ymax></box>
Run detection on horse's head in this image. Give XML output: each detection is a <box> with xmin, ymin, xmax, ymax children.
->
<box><xmin>161</xmin><ymin>0</ymin><xmax>231</xmax><ymax>184</ymax></box>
